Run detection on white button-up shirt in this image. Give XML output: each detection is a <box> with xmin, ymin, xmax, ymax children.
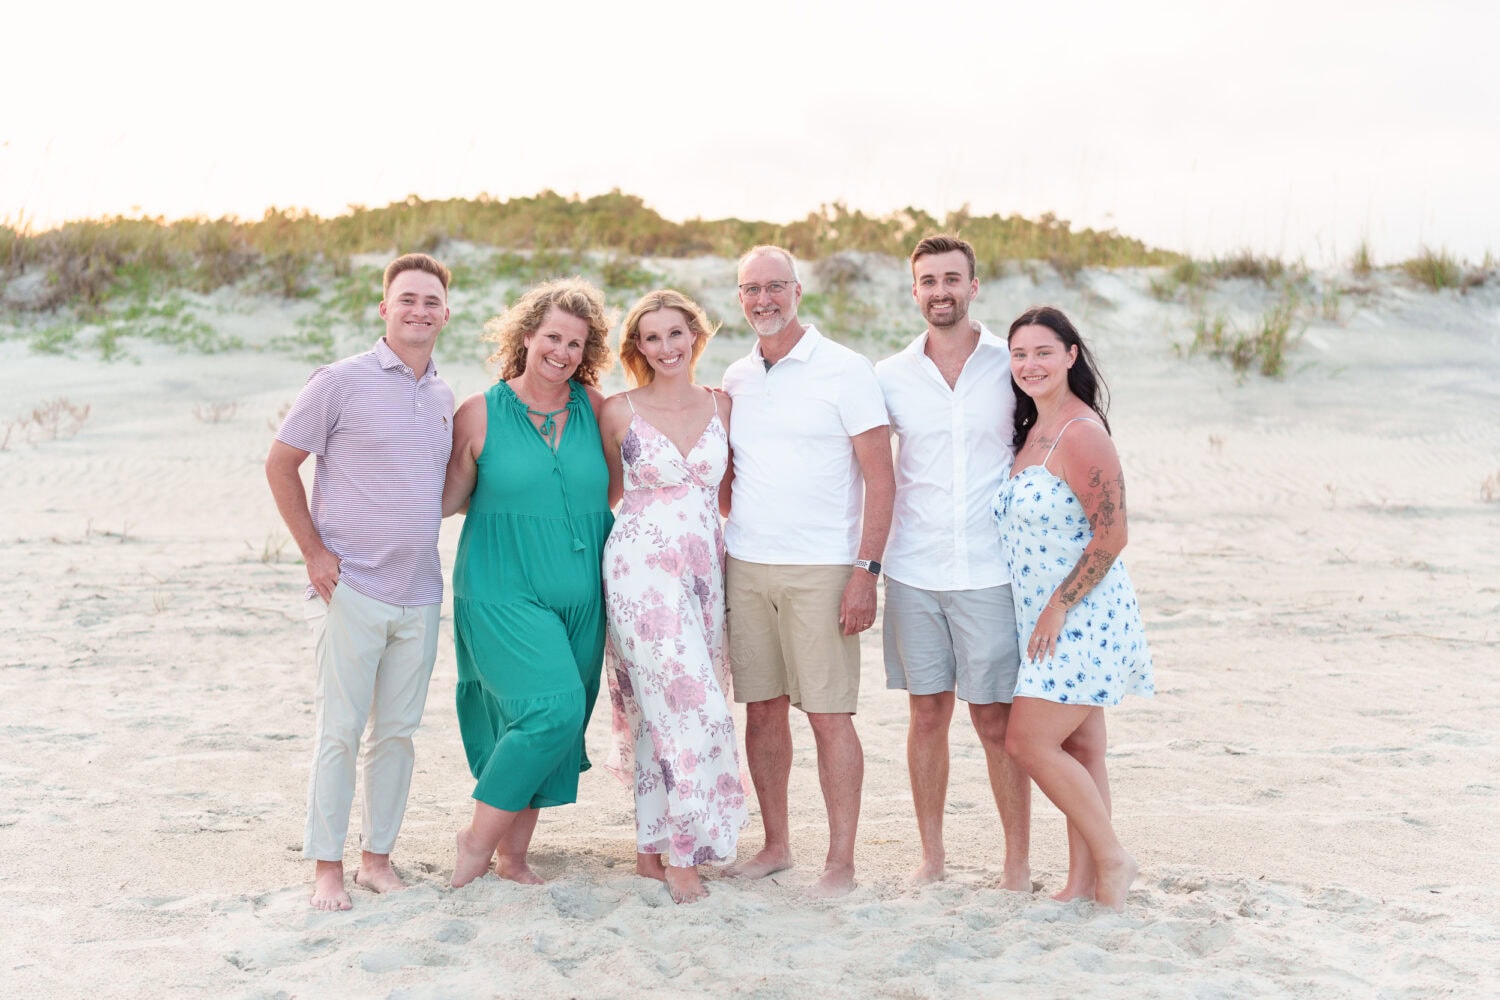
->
<box><xmin>876</xmin><ymin>325</ymin><xmax>1015</xmax><ymax>590</ymax></box>
<box><xmin>723</xmin><ymin>326</ymin><xmax>890</xmax><ymax>564</ymax></box>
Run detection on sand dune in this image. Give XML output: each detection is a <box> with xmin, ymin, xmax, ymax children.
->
<box><xmin>2</xmin><ymin>262</ymin><xmax>1496</xmax><ymax>998</ymax></box>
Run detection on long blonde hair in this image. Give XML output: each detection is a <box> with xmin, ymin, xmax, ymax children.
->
<box><xmin>617</xmin><ymin>289</ymin><xmax>719</xmax><ymax>388</ymax></box>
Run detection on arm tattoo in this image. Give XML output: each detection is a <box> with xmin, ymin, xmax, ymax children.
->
<box><xmin>1086</xmin><ymin>465</ymin><xmax>1119</xmax><ymax>531</ymax></box>
<box><xmin>1057</xmin><ymin>548</ymin><xmax>1117</xmax><ymax>606</ymax></box>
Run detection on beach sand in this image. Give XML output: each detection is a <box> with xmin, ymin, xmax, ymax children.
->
<box><xmin>2</xmin><ymin>261</ymin><xmax>1497</xmax><ymax>998</ymax></box>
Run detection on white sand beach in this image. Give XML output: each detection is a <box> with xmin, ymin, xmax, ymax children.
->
<box><xmin>2</xmin><ymin>258</ymin><xmax>1497</xmax><ymax>998</ymax></box>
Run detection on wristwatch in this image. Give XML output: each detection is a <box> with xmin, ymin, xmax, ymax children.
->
<box><xmin>854</xmin><ymin>559</ymin><xmax>881</xmax><ymax>577</ymax></box>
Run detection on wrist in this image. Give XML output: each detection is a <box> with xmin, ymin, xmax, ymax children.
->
<box><xmin>853</xmin><ymin>558</ymin><xmax>881</xmax><ymax>578</ymax></box>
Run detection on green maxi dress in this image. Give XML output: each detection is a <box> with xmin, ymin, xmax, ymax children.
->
<box><xmin>453</xmin><ymin>380</ymin><xmax>613</xmax><ymax>811</ymax></box>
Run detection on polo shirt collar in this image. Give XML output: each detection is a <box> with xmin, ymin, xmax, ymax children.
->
<box><xmin>375</xmin><ymin>337</ymin><xmax>439</xmax><ymax>380</ymax></box>
<box><xmin>754</xmin><ymin>324</ymin><xmax>824</xmax><ymax>367</ymax></box>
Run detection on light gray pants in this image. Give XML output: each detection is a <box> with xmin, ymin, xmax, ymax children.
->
<box><xmin>303</xmin><ymin>583</ymin><xmax>439</xmax><ymax>861</ymax></box>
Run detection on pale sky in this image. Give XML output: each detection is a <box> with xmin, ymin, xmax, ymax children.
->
<box><xmin>6</xmin><ymin>0</ymin><xmax>1497</xmax><ymax>264</ymax></box>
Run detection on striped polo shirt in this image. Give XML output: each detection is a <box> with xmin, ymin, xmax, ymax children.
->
<box><xmin>276</xmin><ymin>338</ymin><xmax>454</xmax><ymax>606</ymax></box>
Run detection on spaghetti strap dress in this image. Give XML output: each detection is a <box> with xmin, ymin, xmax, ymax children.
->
<box><xmin>452</xmin><ymin>380</ymin><xmax>613</xmax><ymax>811</ymax></box>
<box><xmin>602</xmin><ymin>390</ymin><xmax>747</xmax><ymax>867</ymax></box>
<box><xmin>991</xmin><ymin>417</ymin><xmax>1154</xmax><ymax>706</ymax></box>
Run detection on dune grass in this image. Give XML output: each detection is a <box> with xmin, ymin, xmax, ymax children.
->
<box><xmin>1</xmin><ymin>191</ymin><xmax>1180</xmax><ymax>318</ymax></box>
<box><xmin>1188</xmin><ymin>295</ymin><xmax>1303</xmax><ymax>379</ymax></box>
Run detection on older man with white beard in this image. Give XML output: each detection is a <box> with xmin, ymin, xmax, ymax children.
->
<box><xmin>875</xmin><ymin>235</ymin><xmax>1032</xmax><ymax>891</ymax></box>
<box><xmin>720</xmin><ymin>244</ymin><xmax>894</xmax><ymax>898</ymax></box>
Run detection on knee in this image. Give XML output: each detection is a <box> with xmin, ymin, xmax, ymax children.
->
<box><xmin>970</xmin><ymin>707</ymin><xmax>1011</xmax><ymax>749</ymax></box>
<box><xmin>1003</xmin><ymin>725</ymin><xmax>1036</xmax><ymax>769</ymax></box>
<box><xmin>908</xmin><ymin>698</ymin><xmax>952</xmax><ymax>739</ymax></box>
<box><xmin>745</xmin><ymin>698</ymin><xmax>788</xmax><ymax>735</ymax></box>
<box><xmin>316</xmin><ymin>714</ymin><xmax>364</xmax><ymax>751</ymax></box>
<box><xmin>807</xmin><ymin>712</ymin><xmax>858</xmax><ymax>751</ymax></box>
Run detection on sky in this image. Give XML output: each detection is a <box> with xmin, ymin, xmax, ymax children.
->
<box><xmin>5</xmin><ymin>0</ymin><xmax>1497</xmax><ymax>265</ymax></box>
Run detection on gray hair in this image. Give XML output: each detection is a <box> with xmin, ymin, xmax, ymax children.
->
<box><xmin>737</xmin><ymin>244</ymin><xmax>800</xmax><ymax>283</ymax></box>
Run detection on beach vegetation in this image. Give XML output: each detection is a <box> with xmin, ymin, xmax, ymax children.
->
<box><xmin>1</xmin><ymin>191</ymin><xmax>1180</xmax><ymax>325</ymax></box>
<box><xmin>1149</xmin><ymin>259</ymin><xmax>1210</xmax><ymax>301</ymax></box>
<box><xmin>1350</xmin><ymin>241</ymin><xmax>1374</xmax><ymax>277</ymax></box>
<box><xmin>1481</xmin><ymin>471</ymin><xmax>1500</xmax><ymax>504</ymax></box>
<box><xmin>193</xmin><ymin>401</ymin><xmax>239</xmax><ymax>424</ymax></box>
<box><xmin>1188</xmin><ymin>295</ymin><xmax>1303</xmax><ymax>379</ymax></box>
<box><xmin>4</xmin><ymin>397</ymin><xmax>92</xmax><ymax>448</ymax></box>
<box><xmin>1400</xmin><ymin>248</ymin><xmax>1462</xmax><ymax>291</ymax></box>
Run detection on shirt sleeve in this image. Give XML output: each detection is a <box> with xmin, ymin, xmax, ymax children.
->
<box><xmin>837</xmin><ymin>355</ymin><xmax>890</xmax><ymax>437</ymax></box>
<box><xmin>275</xmin><ymin>365</ymin><xmax>342</xmax><ymax>457</ymax></box>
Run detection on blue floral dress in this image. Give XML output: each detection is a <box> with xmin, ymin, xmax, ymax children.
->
<box><xmin>991</xmin><ymin>419</ymin><xmax>1154</xmax><ymax>706</ymax></box>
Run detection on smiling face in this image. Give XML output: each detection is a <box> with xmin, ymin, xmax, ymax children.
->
<box><xmin>635</xmin><ymin>306</ymin><xmax>697</xmax><ymax>381</ymax></box>
<box><xmin>379</xmin><ymin>270</ymin><xmax>449</xmax><ymax>354</ymax></box>
<box><xmin>912</xmin><ymin>248</ymin><xmax>977</xmax><ymax>331</ymax></box>
<box><xmin>523</xmin><ymin>306</ymin><xmax>590</xmax><ymax>384</ymax></box>
<box><xmin>738</xmin><ymin>251</ymin><xmax>800</xmax><ymax>338</ymax></box>
<box><xmin>1009</xmin><ymin>323</ymin><xmax>1078</xmax><ymax>400</ymax></box>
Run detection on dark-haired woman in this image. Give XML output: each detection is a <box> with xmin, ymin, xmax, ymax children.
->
<box><xmin>991</xmin><ymin>306</ymin><xmax>1153</xmax><ymax>911</ymax></box>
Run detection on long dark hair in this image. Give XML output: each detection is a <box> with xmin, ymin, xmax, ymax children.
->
<box><xmin>1008</xmin><ymin>306</ymin><xmax>1110</xmax><ymax>450</ymax></box>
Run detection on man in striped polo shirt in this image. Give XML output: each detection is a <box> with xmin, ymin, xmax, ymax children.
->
<box><xmin>266</xmin><ymin>253</ymin><xmax>455</xmax><ymax>911</ymax></box>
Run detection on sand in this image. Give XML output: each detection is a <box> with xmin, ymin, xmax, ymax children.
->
<box><xmin>2</xmin><ymin>260</ymin><xmax>1497</xmax><ymax>999</ymax></box>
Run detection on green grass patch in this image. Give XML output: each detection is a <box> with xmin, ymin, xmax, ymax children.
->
<box><xmin>1189</xmin><ymin>296</ymin><xmax>1303</xmax><ymax>379</ymax></box>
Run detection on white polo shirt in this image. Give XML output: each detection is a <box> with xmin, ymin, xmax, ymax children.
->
<box><xmin>723</xmin><ymin>325</ymin><xmax>889</xmax><ymax>565</ymax></box>
<box><xmin>876</xmin><ymin>324</ymin><xmax>1015</xmax><ymax>591</ymax></box>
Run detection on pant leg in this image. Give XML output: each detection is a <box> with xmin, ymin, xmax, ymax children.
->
<box><xmin>360</xmin><ymin>601</ymin><xmax>440</xmax><ymax>855</ymax></box>
<box><xmin>303</xmin><ymin>585</ymin><xmax>386</xmax><ymax>861</ymax></box>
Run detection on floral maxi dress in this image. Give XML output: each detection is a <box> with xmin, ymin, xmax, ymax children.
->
<box><xmin>603</xmin><ymin>392</ymin><xmax>747</xmax><ymax>867</ymax></box>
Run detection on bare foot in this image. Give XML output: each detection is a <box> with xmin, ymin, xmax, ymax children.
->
<box><xmin>1094</xmin><ymin>854</ymin><xmax>1138</xmax><ymax>912</ymax></box>
<box><xmin>310</xmin><ymin>860</ymin><xmax>352</xmax><ymax>911</ymax></box>
<box><xmin>805</xmin><ymin>862</ymin><xmax>856</xmax><ymax>899</ymax></box>
<box><xmin>726</xmin><ymin>846</ymin><xmax>794</xmax><ymax>880</ymax></box>
<box><xmin>909</xmin><ymin>855</ymin><xmax>945</xmax><ymax>886</ymax></box>
<box><xmin>1051</xmin><ymin>883</ymin><xmax>1095</xmax><ymax>902</ymax></box>
<box><xmin>451</xmin><ymin>827</ymin><xmax>495</xmax><ymax>888</ymax></box>
<box><xmin>354</xmin><ymin>852</ymin><xmax>407</xmax><ymax>893</ymax></box>
<box><xmin>636</xmin><ymin>853</ymin><xmax>667</xmax><ymax>882</ymax></box>
<box><xmin>496</xmin><ymin>853</ymin><xmax>545</xmax><ymax>885</ymax></box>
<box><xmin>999</xmin><ymin>861</ymin><xmax>1034</xmax><ymax>894</ymax></box>
<box><xmin>664</xmin><ymin>865</ymin><xmax>709</xmax><ymax>904</ymax></box>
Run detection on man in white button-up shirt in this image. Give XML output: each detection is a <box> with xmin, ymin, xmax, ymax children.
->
<box><xmin>875</xmin><ymin>236</ymin><xmax>1032</xmax><ymax>891</ymax></box>
<box><xmin>722</xmin><ymin>245</ymin><xmax>894</xmax><ymax>898</ymax></box>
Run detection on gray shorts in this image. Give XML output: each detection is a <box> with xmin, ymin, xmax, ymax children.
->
<box><xmin>882</xmin><ymin>578</ymin><xmax>1020</xmax><ymax>705</ymax></box>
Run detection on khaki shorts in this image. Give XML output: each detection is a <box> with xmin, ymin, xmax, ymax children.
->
<box><xmin>726</xmin><ymin>557</ymin><xmax>860</xmax><ymax>714</ymax></box>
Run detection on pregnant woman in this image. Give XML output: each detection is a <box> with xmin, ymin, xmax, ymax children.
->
<box><xmin>599</xmin><ymin>289</ymin><xmax>747</xmax><ymax>904</ymax></box>
<box><xmin>992</xmin><ymin>305</ymin><xmax>1154</xmax><ymax>911</ymax></box>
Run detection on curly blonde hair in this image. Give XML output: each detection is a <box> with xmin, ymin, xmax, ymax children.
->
<box><xmin>618</xmin><ymin>289</ymin><xmax>720</xmax><ymax>388</ymax></box>
<box><xmin>484</xmin><ymin>278</ymin><xmax>616</xmax><ymax>386</ymax></box>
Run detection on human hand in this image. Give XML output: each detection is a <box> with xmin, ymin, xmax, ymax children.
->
<box><xmin>305</xmin><ymin>546</ymin><xmax>342</xmax><ymax>602</ymax></box>
<box><xmin>838</xmin><ymin>570</ymin><xmax>878</xmax><ymax>636</ymax></box>
<box><xmin>1026</xmin><ymin>603</ymin><xmax>1066</xmax><ymax>662</ymax></box>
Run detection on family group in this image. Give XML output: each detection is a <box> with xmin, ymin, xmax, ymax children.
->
<box><xmin>264</xmin><ymin>235</ymin><xmax>1154</xmax><ymax>914</ymax></box>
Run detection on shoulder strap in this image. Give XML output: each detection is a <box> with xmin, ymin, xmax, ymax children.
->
<box><xmin>706</xmin><ymin>385</ymin><xmax>720</xmax><ymax>420</ymax></box>
<box><xmin>1041</xmin><ymin>417</ymin><xmax>1101</xmax><ymax>466</ymax></box>
<box><xmin>624</xmin><ymin>390</ymin><xmax>638</xmax><ymax>414</ymax></box>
